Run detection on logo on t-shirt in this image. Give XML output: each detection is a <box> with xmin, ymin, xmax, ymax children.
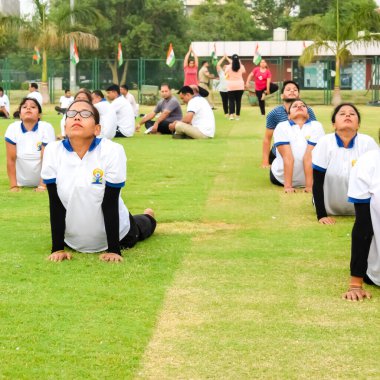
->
<box><xmin>352</xmin><ymin>159</ymin><xmax>357</xmax><ymax>167</ymax></box>
<box><xmin>92</xmin><ymin>168</ymin><xmax>104</xmax><ymax>184</ymax></box>
<box><xmin>36</xmin><ymin>142</ymin><xmax>42</xmax><ymax>151</ymax></box>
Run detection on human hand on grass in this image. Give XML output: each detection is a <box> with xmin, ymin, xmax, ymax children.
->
<box><xmin>48</xmin><ymin>251</ymin><xmax>72</xmax><ymax>262</ymax></box>
<box><xmin>99</xmin><ymin>253</ymin><xmax>123</xmax><ymax>262</ymax></box>
<box><xmin>319</xmin><ymin>217</ymin><xmax>336</xmax><ymax>225</ymax></box>
<box><xmin>304</xmin><ymin>187</ymin><xmax>312</xmax><ymax>193</ymax></box>
<box><xmin>342</xmin><ymin>288</ymin><xmax>371</xmax><ymax>301</ymax></box>
<box><xmin>284</xmin><ymin>187</ymin><xmax>295</xmax><ymax>193</ymax></box>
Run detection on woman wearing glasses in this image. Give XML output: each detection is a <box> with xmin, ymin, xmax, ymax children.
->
<box><xmin>5</xmin><ymin>98</ymin><xmax>55</xmax><ymax>192</ymax></box>
<box><xmin>41</xmin><ymin>100</ymin><xmax>156</xmax><ymax>262</ymax></box>
<box><xmin>270</xmin><ymin>99</ymin><xmax>325</xmax><ymax>192</ymax></box>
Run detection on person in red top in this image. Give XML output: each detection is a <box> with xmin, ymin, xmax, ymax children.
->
<box><xmin>246</xmin><ymin>59</ymin><xmax>278</xmax><ymax>116</ymax></box>
<box><xmin>183</xmin><ymin>44</ymin><xmax>199</xmax><ymax>86</ymax></box>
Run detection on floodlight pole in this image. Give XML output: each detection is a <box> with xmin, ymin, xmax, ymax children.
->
<box><xmin>69</xmin><ymin>0</ymin><xmax>76</xmax><ymax>92</ymax></box>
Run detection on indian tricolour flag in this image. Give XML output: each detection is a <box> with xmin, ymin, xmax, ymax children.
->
<box><xmin>166</xmin><ymin>43</ymin><xmax>175</xmax><ymax>67</ymax></box>
<box><xmin>71</xmin><ymin>41</ymin><xmax>79</xmax><ymax>64</ymax></box>
<box><xmin>117</xmin><ymin>42</ymin><xmax>123</xmax><ymax>67</ymax></box>
<box><xmin>211</xmin><ymin>43</ymin><xmax>218</xmax><ymax>66</ymax></box>
<box><xmin>33</xmin><ymin>47</ymin><xmax>41</xmax><ymax>64</ymax></box>
<box><xmin>253</xmin><ymin>43</ymin><xmax>261</xmax><ymax>65</ymax></box>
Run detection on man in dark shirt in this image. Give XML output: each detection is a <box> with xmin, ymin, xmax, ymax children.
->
<box><xmin>136</xmin><ymin>83</ymin><xmax>183</xmax><ymax>134</ymax></box>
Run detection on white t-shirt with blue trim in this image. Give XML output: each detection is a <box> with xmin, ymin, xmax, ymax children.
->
<box><xmin>271</xmin><ymin>119</ymin><xmax>325</xmax><ymax>187</ymax></box>
<box><xmin>312</xmin><ymin>133</ymin><xmax>378</xmax><ymax>215</ymax></box>
<box><xmin>5</xmin><ymin>121</ymin><xmax>55</xmax><ymax>186</ymax></box>
<box><xmin>41</xmin><ymin>138</ymin><xmax>130</xmax><ymax>253</ymax></box>
<box><xmin>348</xmin><ymin>148</ymin><xmax>380</xmax><ymax>285</ymax></box>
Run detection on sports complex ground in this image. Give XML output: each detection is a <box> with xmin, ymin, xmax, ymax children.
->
<box><xmin>0</xmin><ymin>100</ymin><xmax>379</xmax><ymax>379</ymax></box>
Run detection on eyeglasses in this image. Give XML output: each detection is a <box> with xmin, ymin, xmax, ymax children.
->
<box><xmin>66</xmin><ymin>110</ymin><xmax>94</xmax><ymax>118</ymax></box>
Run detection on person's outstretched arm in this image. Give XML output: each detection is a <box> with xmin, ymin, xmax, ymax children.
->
<box><xmin>277</xmin><ymin>144</ymin><xmax>294</xmax><ymax>192</ymax></box>
<box><xmin>184</xmin><ymin>44</ymin><xmax>192</xmax><ymax>68</ymax></box>
<box><xmin>46</xmin><ymin>183</ymin><xmax>71</xmax><ymax>261</ymax></box>
<box><xmin>312</xmin><ymin>169</ymin><xmax>335</xmax><ymax>224</ymax></box>
<box><xmin>100</xmin><ymin>185</ymin><xmax>123</xmax><ymax>262</ymax></box>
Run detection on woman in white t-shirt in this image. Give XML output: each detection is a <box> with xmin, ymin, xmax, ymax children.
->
<box><xmin>5</xmin><ymin>98</ymin><xmax>55</xmax><ymax>192</ymax></box>
<box><xmin>343</xmin><ymin>146</ymin><xmax>380</xmax><ymax>301</ymax></box>
<box><xmin>270</xmin><ymin>99</ymin><xmax>325</xmax><ymax>192</ymax></box>
<box><xmin>216</xmin><ymin>55</ymin><xmax>229</xmax><ymax>118</ymax></box>
<box><xmin>41</xmin><ymin>100</ymin><xmax>156</xmax><ymax>262</ymax></box>
<box><xmin>312</xmin><ymin>103</ymin><xmax>378</xmax><ymax>225</ymax></box>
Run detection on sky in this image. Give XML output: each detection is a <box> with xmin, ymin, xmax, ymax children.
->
<box><xmin>19</xmin><ymin>0</ymin><xmax>380</xmax><ymax>17</ymax></box>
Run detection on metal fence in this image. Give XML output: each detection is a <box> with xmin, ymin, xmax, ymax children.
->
<box><xmin>1</xmin><ymin>56</ymin><xmax>379</xmax><ymax>105</ymax></box>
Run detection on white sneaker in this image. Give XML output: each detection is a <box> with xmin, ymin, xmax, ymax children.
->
<box><xmin>144</xmin><ymin>126</ymin><xmax>153</xmax><ymax>134</ymax></box>
<box><xmin>229</xmin><ymin>115</ymin><xmax>234</xmax><ymax>120</ymax></box>
<box><xmin>235</xmin><ymin>117</ymin><xmax>240</xmax><ymax>121</ymax></box>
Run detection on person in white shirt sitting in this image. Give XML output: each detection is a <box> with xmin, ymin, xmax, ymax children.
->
<box><xmin>0</xmin><ymin>86</ymin><xmax>10</xmax><ymax>118</ymax></box>
<box><xmin>91</xmin><ymin>90</ymin><xmax>118</xmax><ymax>139</ymax></box>
<box><xmin>106</xmin><ymin>84</ymin><xmax>135</xmax><ymax>138</ymax></box>
<box><xmin>27</xmin><ymin>82</ymin><xmax>43</xmax><ymax>106</ymax></box>
<box><xmin>55</xmin><ymin>89</ymin><xmax>74</xmax><ymax>114</ymax></box>
<box><xmin>169</xmin><ymin>85</ymin><xmax>215</xmax><ymax>139</ymax></box>
<box><xmin>120</xmin><ymin>84</ymin><xmax>138</xmax><ymax>118</ymax></box>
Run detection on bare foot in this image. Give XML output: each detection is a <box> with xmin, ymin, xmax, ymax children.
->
<box><xmin>144</xmin><ymin>208</ymin><xmax>155</xmax><ymax>218</ymax></box>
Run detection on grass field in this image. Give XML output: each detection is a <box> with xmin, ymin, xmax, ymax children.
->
<box><xmin>0</xmin><ymin>102</ymin><xmax>379</xmax><ymax>379</ymax></box>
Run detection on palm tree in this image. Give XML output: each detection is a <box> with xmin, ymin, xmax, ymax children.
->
<box><xmin>291</xmin><ymin>0</ymin><xmax>380</xmax><ymax>105</ymax></box>
<box><xmin>18</xmin><ymin>0</ymin><xmax>100</xmax><ymax>103</ymax></box>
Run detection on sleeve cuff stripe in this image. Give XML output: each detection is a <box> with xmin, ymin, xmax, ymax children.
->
<box><xmin>308</xmin><ymin>141</ymin><xmax>317</xmax><ymax>146</ymax></box>
<box><xmin>348</xmin><ymin>197</ymin><xmax>371</xmax><ymax>204</ymax></box>
<box><xmin>312</xmin><ymin>164</ymin><xmax>327</xmax><ymax>172</ymax></box>
<box><xmin>106</xmin><ymin>181</ymin><xmax>125</xmax><ymax>188</ymax></box>
<box><xmin>43</xmin><ymin>178</ymin><xmax>56</xmax><ymax>184</ymax></box>
<box><xmin>5</xmin><ymin>137</ymin><xmax>16</xmax><ymax>145</ymax></box>
<box><xmin>274</xmin><ymin>141</ymin><xmax>290</xmax><ymax>147</ymax></box>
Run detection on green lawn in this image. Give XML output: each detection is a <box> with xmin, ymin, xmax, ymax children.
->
<box><xmin>0</xmin><ymin>103</ymin><xmax>379</xmax><ymax>379</ymax></box>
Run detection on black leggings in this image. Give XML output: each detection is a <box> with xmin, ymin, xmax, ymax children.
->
<box><xmin>227</xmin><ymin>90</ymin><xmax>244</xmax><ymax>116</ymax></box>
<box><xmin>220</xmin><ymin>91</ymin><xmax>229</xmax><ymax>114</ymax></box>
<box><xmin>255</xmin><ymin>89</ymin><xmax>266</xmax><ymax>115</ymax></box>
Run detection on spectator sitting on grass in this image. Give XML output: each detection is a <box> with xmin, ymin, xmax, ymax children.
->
<box><xmin>55</xmin><ymin>89</ymin><xmax>74</xmax><ymax>115</ymax></box>
<box><xmin>136</xmin><ymin>83</ymin><xmax>182</xmax><ymax>135</ymax></box>
<box><xmin>91</xmin><ymin>90</ymin><xmax>117</xmax><ymax>139</ymax></box>
<box><xmin>42</xmin><ymin>99</ymin><xmax>157</xmax><ymax>262</ymax></box>
<box><xmin>0</xmin><ymin>87</ymin><xmax>10</xmax><ymax>118</ymax></box>
<box><xmin>169</xmin><ymin>85</ymin><xmax>215</xmax><ymax>139</ymax></box>
<box><xmin>120</xmin><ymin>84</ymin><xmax>138</xmax><ymax>117</ymax></box>
<box><xmin>106</xmin><ymin>84</ymin><xmax>135</xmax><ymax>138</ymax></box>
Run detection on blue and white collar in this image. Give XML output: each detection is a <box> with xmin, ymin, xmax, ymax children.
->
<box><xmin>62</xmin><ymin>137</ymin><xmax>102</xmax><ymax>152</ymax></box>
<box><xmin>21</xmin><ymin>121</ymin><xmax>39</xmax><ymax>133</ymax></box>
<box><xmin>335</xmin><ymin>133</ymin><xmax>357</xmax><ymax>148</ymax></box>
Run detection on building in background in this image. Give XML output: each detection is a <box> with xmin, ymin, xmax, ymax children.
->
<box><xmin>0</xmin><ymin>0</ymin><xmax>20</xmax><ymax>16</ymax></box>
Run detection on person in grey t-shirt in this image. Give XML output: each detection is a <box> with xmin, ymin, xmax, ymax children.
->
<box><xmin>136</xmin><ymin>83</ymin><xmax>183</xmax><ymax>134</ymax></box>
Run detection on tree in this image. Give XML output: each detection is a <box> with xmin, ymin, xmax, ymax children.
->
<box><xmin>77</xmin><ymin>0</ymin><xmax>188</xmax><ymax>85</ymax></box>
<box><xmin>18</xmin><ymin>0</ymin><xmax>99</xmax><ymax>103</ymax></box>
<box><xmin>298</xmin><ymin>0</ymin><xmax>332</xmax><ymax>18</ymax></box>
<box><xmin>251</xmin><ymin>0</ymin><xmax>298</xmax><ymax>39</ymax></box>
<box><xmin>290</xmin><ymin>0</ymin><xmax>380</xmax><ymax>105</ymax></box>
<box><xmin>189</xmin><ymin>0</ymin><xmax>266</xmax><ymax>41</ymax></box>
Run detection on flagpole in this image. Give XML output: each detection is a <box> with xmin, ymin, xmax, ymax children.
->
<box><xmin>69</xmin><ymin>0</ymin><xmax>76</xmax><ymax>92</ymax></box>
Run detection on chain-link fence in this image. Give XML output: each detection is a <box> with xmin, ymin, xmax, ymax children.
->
<box><xmin>1</xmin><ymin>56</ymin><xmax>379</xmax><ymax>106</ymax></box>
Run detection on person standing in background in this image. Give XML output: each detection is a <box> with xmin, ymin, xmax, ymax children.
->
<box><xmin>224</xmin><ymin>54</ymin><xmax>246</xmax><ymax>120</ymax></box>
<box><xmin>183</xmin><ymin>44</ymin><xmax>199</xmax><ymax>86</ymax></box>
